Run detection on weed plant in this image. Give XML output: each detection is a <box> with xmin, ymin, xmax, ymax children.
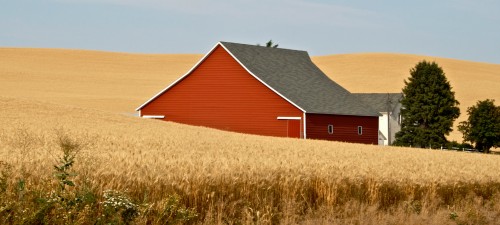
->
<box><xmin>0</xmin><ymin>131</ymin><xmax>197</xmax><ymax>225</ymax></box>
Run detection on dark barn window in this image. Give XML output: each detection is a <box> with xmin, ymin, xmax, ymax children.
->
<box><xmin>328</xmin><ymin>124</ymin><xmax>334</xmax><ymax>134</ymax></box>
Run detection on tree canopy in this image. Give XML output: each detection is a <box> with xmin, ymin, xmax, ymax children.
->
<box><xmin>394</xmin><ymin>60</ymin><xmax>460</xmax><ymax>148</ymax></box>
<box><xmin>458</xmin><ymin>99</ymin><xmax>500</xmax><ymax>152</ymax></box>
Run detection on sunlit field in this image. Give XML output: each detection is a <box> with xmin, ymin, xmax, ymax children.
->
<box><xmin>1</xmin><ymin>48</ymin><xmax>499</xmax><ymax>224</ymax></box>
<box><xmin>1</xmin><ymin>97</ymin><xmax>499</xmax><ymax>224</ymax></box>
<box><xmin>1</xmin><ymin>48</ymin><xmax>499</xmax><ymax>140</ymax></box>
<box><xmin>0</xmin><ymin>48</ymin><xmax>202</xmax><ymax>112</ymax></box>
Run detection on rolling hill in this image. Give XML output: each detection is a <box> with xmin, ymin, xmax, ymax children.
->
<box><xmin>1</xmin><ymin>48</ymin><xmax>498</xmax><ymax>141</ymax></box>
<box><xmin>1</xmin><ymin>47</ymin><xmax>500</xmax><ymax>223</ymax></box>
<box><xmin>0</xmin><ymin>48</ymin><xmax>202</xmax><ymax>113</ymax></box>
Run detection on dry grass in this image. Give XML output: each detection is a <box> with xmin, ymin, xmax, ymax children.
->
<box><xmin>1</xmin><ymin>48</ymin><xmax>499</xmax><ymax>223</ymax></box>
<box><xmin>0</xmin><ymin>48</ymin><xmax>202</xmax><ymax>113</ymax></box>
<box><xmin>1</xmin><ymin>97</ymin><xmax>499</xmax><ymax>224</ymax></box>
<box><xmin>1</xmin><ymin>48</ymin><xmax>498</xmax><ymax>141</ymax></box>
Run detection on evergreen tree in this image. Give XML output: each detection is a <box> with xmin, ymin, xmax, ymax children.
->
<box><xmin>458</xmin><ymin>99</ymin><xmax>500</xmax><ymax>153</ymax></box>
<box><xmin>257</xmin><ymin>40</ymin><xmax>278</xmax><ymax>48</ymax></box>
<box><xmin>394</xmin><ymin>61</ymin><xmax>460</xmax><ymax>148</ymax></box>
<box><xmin>265</xmin><ymin>40</ymin><xmax>278</xmax><ymax>48</ymax></box>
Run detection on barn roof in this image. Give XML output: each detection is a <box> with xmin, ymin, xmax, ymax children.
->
<box><xmin>220</xmin><ymin>42</ymin><xmax>379</xmax><ymax>116</ymax></box>
<box><xmin>137</xmin><ymin>41</ymin><xmax>380</xmax><ymax>117</ymax></box>
<box><xmin>353</xmin><ymin>93</ymin><xmax>403</xmax><ymax>113</ymax></box>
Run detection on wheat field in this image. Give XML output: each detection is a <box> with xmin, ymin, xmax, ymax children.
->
<box><xmin>1</xmin><ymin>48</ymin><xmax>498</xmax><ymax>141</ymax></box>
<box><xmin>1</xmin><ymin>48</ymin><xmax>500</xmax><ymax>224</ymax></box>
<box><xmin>1</xmin><ymin>96</ymin><xmax>500</xmax><ymax>224</ymax></box>
<box><xmin>0</xmin><ymin>48</ymin><xmax>202</xmax><ymax>112</ymax></box>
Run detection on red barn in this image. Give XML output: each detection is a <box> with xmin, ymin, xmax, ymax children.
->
<box><xmin>136</xmin><ymin>42</ymin><xmax>379</xmax><ymax>144</ymax></box>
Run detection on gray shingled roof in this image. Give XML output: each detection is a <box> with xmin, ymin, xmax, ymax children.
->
<box><xmin>353</xmin><ymin>93</ymin><xmax>403</xmax><ymax>113</ymax></box>
<box><xmin>221</xmin><ymin>42</ymin><xmax>380</xmax><ymax>117</ymax></box>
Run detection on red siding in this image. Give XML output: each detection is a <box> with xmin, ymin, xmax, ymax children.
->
<box><xmin>287</xmin><ymin>120</ymin><xmax>301</xmax><ymax>138</ymax></box>
<box><xmin>141</xmin><ymin>46</ymin><xmax>304</xmax><ymax>138</ymax></box>
<box><xmin>306</xmin><ymin>113</ymin><xmax>378</xmax><ymax>144</ymax></box>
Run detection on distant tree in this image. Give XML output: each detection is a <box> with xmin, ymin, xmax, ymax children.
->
<box><xmin>458</xmin><ymin>99</ymin><xmax>500</xmax><ymax>153</ymax></box>
<box><xmin>266</xmin><ymin>40</ymin><xmax>278</xmax><ymax>48</ymax></box>
<box><xmin>257</xmin><ymin>40</ymin><xmax>279</xmax><ymax>48</ymax></box>
<box><xmin>393</xmin><ymin>60</ymin><xmax>460</xmax><ymax>148</ymax></box>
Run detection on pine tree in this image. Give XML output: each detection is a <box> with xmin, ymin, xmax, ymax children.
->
<box><xmin>394</xmin><ymin>61</ymin><xmax>460</xmax><ymax>148</ymax></box>
<box><xmin>266</xmin><ymin>40</ymin><xmax>279</xmax><ymax>48</ymax></box>
<box><xmin>257</xmin><ymin>40</ymin><xmax>278</xmax><ymax>48</ymax></box>
<box><xmin>458</xmin><ymin>99</ymin><xmax>500</xmax><ymax>153</ymax></box>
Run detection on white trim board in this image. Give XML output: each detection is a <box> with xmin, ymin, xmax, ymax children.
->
<box><xmin>303</xmin><ymin>112</ymin><xmax>307</xmax><ymax>139</ymax></box>
<box><xmin>277</xmin><ymin>116</ymin><xmax>301</xmax><ymax>120</ymax></box>
<box><xmin>142</xmin><ymin>115</ymin><xmax>165</xmax><ymax>119</ymax></box>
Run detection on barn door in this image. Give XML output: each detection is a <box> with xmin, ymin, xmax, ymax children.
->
<box><xmin>287</xmin><ymin>119</ymin><xmax>301</xmax><ymax>138</ymax></box>
<box><xmin>278</xmin><ymin>116</ymin><xmax>302</xmax><ymax>138</ymax></box>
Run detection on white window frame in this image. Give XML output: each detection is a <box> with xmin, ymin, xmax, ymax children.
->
<box><xmin>358</xmin><ymin>126</ymin><xmax>363</xmax><ymax>135</ymax></box>
<box><xmin>328</xmin><ymin>124</ymin><xmax>334</xmax><ymax>134</ymax></box>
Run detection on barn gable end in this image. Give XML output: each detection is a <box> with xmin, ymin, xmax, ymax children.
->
<box><xmin>139</xmin><ymin>44</ymin><xmax>305</xmax><ymax>138</ymax></box>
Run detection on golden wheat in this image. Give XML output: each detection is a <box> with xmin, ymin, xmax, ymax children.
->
<box><xmin>0</xmin><ymin>48</ymin><xmax>202</xmax><ymax>112</ymax></box>
<box><xmin>1</xmin><ymin>97</ymin><xmax>499</xmax><ymax>224</ymax></box>
<box><xmin>1</xmin><ymin>48</ymin><xmax>500</xmax><ymax>223</ymax></box>
<box><xmin>1</xmin><ymin>48</ymin><xmax>499</xmax><ymax>141</ymax></box>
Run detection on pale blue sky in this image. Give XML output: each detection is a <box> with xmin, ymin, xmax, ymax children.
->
<box><xmin>2</xmin><ymin>0</ymin><xmax>500</xmax><ymax>63</ymax></box>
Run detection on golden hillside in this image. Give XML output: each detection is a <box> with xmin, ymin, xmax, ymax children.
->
<box><xmin>1</xmin><ymin>48</ymin><xmax>499</xmax><ymax>141</ymax></box>
<box><xmin>1</xmin><ymin>94</ymin><xmax>500</xmax><ymax>223</ymax></box>
<box><xmin>0</xmin><ymin>48</ymin><xmax>202</xmax><ymax>112</ymax></box>
<box><xmin>1</xmin><ymin>48</ymin><xmax>500</xmax><ymax>223</ymax></box>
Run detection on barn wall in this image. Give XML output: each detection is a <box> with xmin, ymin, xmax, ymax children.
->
<box><xmin>306</xmin><ymin>113</ymin><xmax>378</xmax><ymax>144</ymax></box>
<box><xmin>140</xmin><ymin>45</ymin><xmax>304</xmax><ymax>138</ymax></box>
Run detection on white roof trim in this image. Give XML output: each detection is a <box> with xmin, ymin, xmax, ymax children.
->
<box><xmin>219</xmin><ymin>43</ymin><xmax>306</xmax><ymax>113</ymax></box>
<box><xmin>135</xmin><ymin>43</ymin><xmax>221</xmax><ymax>111</ymax></box>
<box><xmin>142</xmin><ymin>115</ymin><xmax>165</xmax><ymax>119</ymax></box>
<box><xmin>136</xmin><ymin>42</ymin><xmax>306</xmax><ymax>113</ymax></box>
<box><xmin>277</xmin><ymin>116</ymin><xmax>301</xmax><ymax>120</ymax></box>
